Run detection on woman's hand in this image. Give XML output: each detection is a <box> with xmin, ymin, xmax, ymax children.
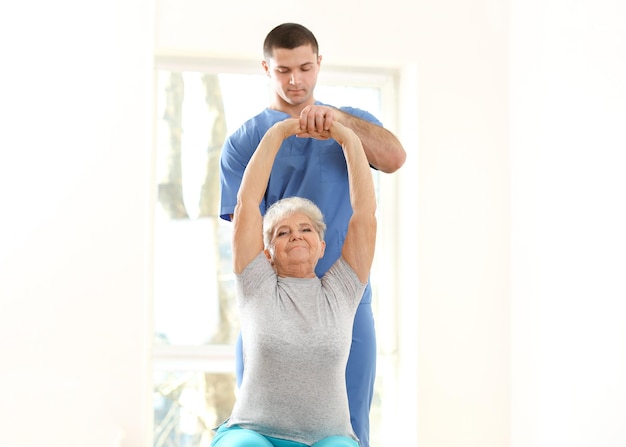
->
<box><xmin>270</xmin><ymin>118</ymin><xmax>302</xmax><ymax>139</ymax></box>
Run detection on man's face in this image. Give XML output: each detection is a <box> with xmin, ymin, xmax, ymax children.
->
<box><xmin>263</xmin><ymin>44</ymin><xmax>322</xmax><ymax>109</ymax></box>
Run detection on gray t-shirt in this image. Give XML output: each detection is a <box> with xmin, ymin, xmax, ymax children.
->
<box><xmin>227</xmin><ymin>252</ymin><xmax>366</xmax><ymax>445</ymax></box>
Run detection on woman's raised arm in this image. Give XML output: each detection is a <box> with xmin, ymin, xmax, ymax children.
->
<box><xmin>329</xmin><ymin>122</ymin><xmax>377</xmax><ymax>283</ymax></box>
<box><xmin>232</xmin><ymin>118</ymin><xmax>301</xmax><ymax>274</ymax></box>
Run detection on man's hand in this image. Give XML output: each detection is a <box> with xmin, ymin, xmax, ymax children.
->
<box><xmin>296</xmin><ymin>120</ymin><xmax>356</xmax><ymax>145</ymax></box>
<box><xmin>298</xmin><ymin>104</ymin><xmax>338</xmax><ymax>138</ymax></box>
<box><xmin>273</xmin><ymin>117</ymin><xmax>331</xmax><ymax>140</ymax></box>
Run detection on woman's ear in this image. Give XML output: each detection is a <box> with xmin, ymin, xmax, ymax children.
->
<box><xmin>264</xmin><ymin>248</ymin><xmax>274</xmax><ymax>264</ymax></box>
<box><xmin>318</xmin><ymin>240</ymin><xmax>326</xmax><ymax>259</ymax></box>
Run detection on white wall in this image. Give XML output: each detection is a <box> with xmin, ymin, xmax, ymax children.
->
<box><xmin>2</xmin><ymin>0</ymin><xmax>624</xmax><ymax>446</ymax></box>
<box><xmin>511</xmin><ymin>1</ymin><xmax>626</xmax><ymax>446</ymax></box>
<box><xmin>410</xmin><ymin>2</ymin><xmax>511</xmax><ymax>446</ymax></box>
<box><xmin>0</xmin><ymin>1</ymin><xmax>154</xmax><ymax>446</ymax></box>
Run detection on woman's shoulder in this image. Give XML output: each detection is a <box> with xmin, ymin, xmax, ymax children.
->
<box><xmin>238</xmin><ymin>252</ymin><xmax>273</xmax><ymax>277</ymax></box>
<box><xmin>236</xmin><ymin>252</ymin><xmax>276</xmax><ymax>296</ymax></box>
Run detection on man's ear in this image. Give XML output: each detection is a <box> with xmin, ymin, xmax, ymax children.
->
<box><xmin>261</xmin><ymin>60</ymin><xmax>270</xmax><ymax>77</ymax></box>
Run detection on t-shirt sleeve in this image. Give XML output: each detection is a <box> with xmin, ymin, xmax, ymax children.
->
<box><xmin>235</xmin><ymin>252</ymin><xmax>275</xmax><ymax>306</ymax></box>
<box><xmin>322</xmin><ymin>257</ymin><xmax>367</xmax><ymax>308</ymax></box>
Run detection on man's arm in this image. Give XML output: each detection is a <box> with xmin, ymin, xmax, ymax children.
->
<box><xmin>299</xmin><ymin>104</ymin><xmax>406</xmax><ymax>173</ymax></box>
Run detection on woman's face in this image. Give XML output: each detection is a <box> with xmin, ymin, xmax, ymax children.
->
<box><xmin>265</xmin><ymin>212</ymin><xmax>325</xmax><ymax>277</ymax></box>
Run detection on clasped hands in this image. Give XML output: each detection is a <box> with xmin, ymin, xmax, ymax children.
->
<box><xmin>275</xmin><ymin>105</ymin><xmax>352</xmax><ymax>143</ymax></box>
<box><xmin>296</xmin><ymin>104</ymin><xmax>338</xmax><ymax>140</ymax></box>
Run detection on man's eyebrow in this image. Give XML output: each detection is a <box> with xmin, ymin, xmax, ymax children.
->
<box><xmin>275</xmin><ymin>62</ymin><xmax>314</xmax><ymax>70</ymax></box>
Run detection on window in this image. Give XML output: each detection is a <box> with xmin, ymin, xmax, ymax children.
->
<box><xmin>151</xmin><ymin>57</ymin><xmax>399</xmax><ymax>447</ymax></box>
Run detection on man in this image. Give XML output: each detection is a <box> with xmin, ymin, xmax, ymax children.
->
<box><xmin>219</xmin><ymin>22</ymin><xmax>406</xmax><ymax>447</ymax></box>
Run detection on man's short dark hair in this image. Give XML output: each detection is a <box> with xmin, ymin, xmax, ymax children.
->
<box><xmin>263</xmin><ymin>23</ymin><xmax>319</xmax><ymax>60</ymax></box>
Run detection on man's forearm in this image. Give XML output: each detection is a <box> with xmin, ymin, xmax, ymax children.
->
<box><xmin>338</xmin><ymin>110</ymin><xmax>406</xmax><ymax>173</ymax></box>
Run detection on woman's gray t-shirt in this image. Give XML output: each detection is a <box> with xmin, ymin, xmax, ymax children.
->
<box><xmin>227</xmin><ymin>252</ymin><xmax>366</xmax><ymax>445</ymax></box>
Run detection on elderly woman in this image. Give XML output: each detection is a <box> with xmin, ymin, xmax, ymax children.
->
<box><xmin>212</xmin><ymin>117</ymin><xmax>377</xmax><ymax>447</ymax></box>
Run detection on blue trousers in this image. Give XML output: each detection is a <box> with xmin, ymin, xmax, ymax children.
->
<box><xmin>211</xmin><ymin>424</ymin><xmax>359</xmax><ymax>447</ymax></box>
<box><xmin>235</xmin><ymin>302</ymin><xmax>376</xmax><ymax>447</ymax></box>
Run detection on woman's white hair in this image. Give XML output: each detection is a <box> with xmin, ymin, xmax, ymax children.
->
<box><xmin>263</xmin><ymin>197</ymin><xmax>326</xmax><ymax>249</ymax></box>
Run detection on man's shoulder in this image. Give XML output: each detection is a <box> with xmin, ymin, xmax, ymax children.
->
<box><xmin>242</xmin><ymin>108</ymin><xmax>288</xmax><ymax>129</ymax></box>
<box><xmin>222</xmin><ymin>108</ymin><xmax>292</xmax><ymax>161</ymax></box>
<box><xmin>228</xmin><ymin>109</ymin><xmax>287</xmax><ymax>141</ymax></box>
